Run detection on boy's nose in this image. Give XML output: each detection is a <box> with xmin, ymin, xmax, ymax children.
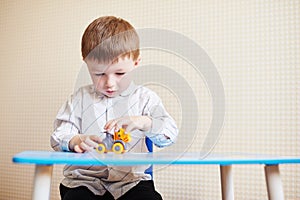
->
<box><xmin>105</xmin><ymin>76</ymin><xmax>115</xmax><ymax>87</ymax></box>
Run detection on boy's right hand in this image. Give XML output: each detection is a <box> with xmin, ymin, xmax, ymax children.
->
<box><xmin>69</xmin><ymin>135</ymin><xmax>102</xmax><ymax>153</ymax></box>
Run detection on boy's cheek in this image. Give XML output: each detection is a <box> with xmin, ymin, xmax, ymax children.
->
<box><xmin>119</xmin><ymin>75</ymin><xmax>132</xmax><ymax>88</ymax></box>
<box><xmin>93</xmin><ymin>80</ymin><xmax>104</xmax><ymax>92</ymax></box>
<box><xmin>93</xmin><ymin>77</ymin><xmax>104</xmax><ymax>87</ymax></box>
<box><xmin>121</xmin><ymin>73</ymin><xmax>133</xmax><ymax>83</ymax></box>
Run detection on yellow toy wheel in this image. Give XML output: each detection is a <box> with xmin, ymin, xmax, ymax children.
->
<box><xmin>96</xmin><ymin>143</ymin><xmax>106</xmax><ymax>153</ymax></box>
<box><xmin>112</xmin><ymin>142</ymin><xmax>125</xmax><ymax>154</ymax></box>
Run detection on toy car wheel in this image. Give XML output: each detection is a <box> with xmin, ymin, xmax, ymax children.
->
<box><xmin>96</xmin><ymin>143</ymin><xmax>106</xmax><ymax>153</ymax></box>
<box><xmin>112</xmin><ymin>142</ymin><xmax>125</xmax><ymax>154</ymax></box>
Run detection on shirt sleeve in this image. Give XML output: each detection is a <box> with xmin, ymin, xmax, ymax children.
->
<box><xmin>142</xmin><ymin>91</ymin><xmax>178</xmax><ymax>148</ymax></box>
<box><xmin>50</xmin><ymin>93</ymin><xmax>82</xmax><ymax>152</ymax></box>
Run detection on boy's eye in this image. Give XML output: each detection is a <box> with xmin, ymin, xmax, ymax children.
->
<box><xmin>116</xmin><ymin>72</ymin><xmax>126</xmax><ymax>76</ymax></box>
<box><xmin>95</xmin><ymin>73</ymin><xmax>104</xmax><ymax>76</ymax></box>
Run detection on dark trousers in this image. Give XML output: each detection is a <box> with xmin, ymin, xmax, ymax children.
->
<box><xmin>60</xmin><ymin>180</ymin><xmax>163</xmax><ymax>200</ymax></box>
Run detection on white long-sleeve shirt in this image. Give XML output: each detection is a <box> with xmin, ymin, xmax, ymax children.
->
<box><xmin>50</xmin><ymin>82</ymin><xmax>178</xmax><ymax>199</ymax></box>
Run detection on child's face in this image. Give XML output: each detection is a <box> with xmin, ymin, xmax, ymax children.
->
<box><xmin>86</xmin><ymin>57</ymin><xmax>139</xmax><ymax>98</ymax></box>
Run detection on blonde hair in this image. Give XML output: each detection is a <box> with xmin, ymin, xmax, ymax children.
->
<box><xmin>81</xmin><ymin>16</ymin><xmax>140</xmax><ymax>63</ymax></box>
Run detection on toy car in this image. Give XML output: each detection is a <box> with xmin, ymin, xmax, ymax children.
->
<box><xmin>96</xmin><ymin>128</ymin><xmax>131</xmax><ymax>154</ymax></box>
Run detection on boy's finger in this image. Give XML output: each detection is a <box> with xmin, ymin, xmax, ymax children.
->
<box><xmin>104</xmin><ymin>119</ymin><xmax>118</xmax><ymax>131</ymax></box>
<box><xmin>115</xmin><ymin>117</ymin><xmax>132</xmax><ymax>129</ymax></box>
<box><xmin>85</xmin><ymin>136</ymin><xmax>100</xmax><ymax>148</ymax></box>
<box><xmin>74</xmin><ymin>145</ymin><xmax>84</xmax><ymax>153</ymax></box>
<box><xmin>89</xmin><ymin>135</ymin><xmax>103</xmax><ymax>144</ymax></box>
<box><xmin>79</xmin><ymin>142</ymin><xmax>93</xmax><ymax>152</ymax></box>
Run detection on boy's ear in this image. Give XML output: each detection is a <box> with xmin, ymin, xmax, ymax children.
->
<box><xmin>134</xmin><ymin>56</ymin><xmax>141</xmax><ymax>67</ymax></box>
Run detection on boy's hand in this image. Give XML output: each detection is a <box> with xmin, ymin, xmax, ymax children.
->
<box><xmin>69</xmin><ymin>135</ymin><xmax>102</xmax><ymax>153</ymax></box>
<box><xmin>104</xmin><ymin>116</ymin><xmax>152</xmax><ymax>133</ymax></box>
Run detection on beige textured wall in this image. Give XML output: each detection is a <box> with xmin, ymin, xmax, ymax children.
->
<box><xmin>0</xmin><ymin>1</ymin><xmax>299</xmax><ymax>199</ymax></box>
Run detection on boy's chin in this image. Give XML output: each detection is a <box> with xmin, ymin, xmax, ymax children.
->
<box><xmin>105</xmin><ymin>94</ymin><xmax>117</xmax><ymax>98</ymax></box>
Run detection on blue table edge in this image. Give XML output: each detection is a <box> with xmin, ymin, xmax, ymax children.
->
<box><xmin>12</xmin><ymin>151</ymin><xmax>300</xmax><ymax>166</ymax></box>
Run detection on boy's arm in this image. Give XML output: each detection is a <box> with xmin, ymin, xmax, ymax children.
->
<box><xmin>50</xmin><ymin>94</ymin><xmax>82</xmax><ymax>152</ymax></box>
<box><xmin>51</xmin><ymin>120</ymin><xmax>102</xmax><ymax>152</ymax></box>
<box><xmin>104</xmin><ymin>90</ymin><xmax>178</xmax><ymax>148</ymax></box>
<box><xmin>51</xmin><ymin>93</ymin><xmax>102</xmax><ymax>152</ymax></box>
<box><xmin>104</xmin><ymin>115</ymin><xmax>177</xmax><ymax>148</ymax></box>
<box><xmin>51</xmin><ymin>120</ymin><xmax>79</xmax><ymax>151</ymax></box>
<box><xmin>145</xmin><ymin>111</ymin><xmax>178</xmax><ymax>148</ymax></box>
<box><xmin>143</xmin><ymin>92</ymin><xmax>178</xmax><ymax>148</ymax></box>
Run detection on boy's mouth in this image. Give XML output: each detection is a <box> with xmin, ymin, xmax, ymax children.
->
<box><xmin>106</xmin><ymin>90</ymin><xmax>116</xmax><ymax>95</ymax></box>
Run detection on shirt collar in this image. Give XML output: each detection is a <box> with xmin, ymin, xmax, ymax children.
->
<box><xmin>119</xmin><ymin>82</ymin><xmax>136</xmax><ymax>97</ymax></box>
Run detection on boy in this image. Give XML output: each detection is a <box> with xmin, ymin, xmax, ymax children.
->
<box><xmin>51</xmin><ymin>16</ymin><xmax>178</xmax><ymax>200</ymax></box>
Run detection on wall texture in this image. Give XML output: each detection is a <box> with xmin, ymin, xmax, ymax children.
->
<box><xmin>0</xmin><ymin>1</ymin><xmax>299</xmax><ymax>199</ymax></box>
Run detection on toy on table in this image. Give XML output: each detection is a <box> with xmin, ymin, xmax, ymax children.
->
<box><xmin>96</xmin><ymin>128</ymin><xmax>131</xmax><ymax>154</ymax></box>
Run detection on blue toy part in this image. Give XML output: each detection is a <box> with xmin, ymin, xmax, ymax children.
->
<box><xmin>96</xmin><ymin>133</ymin><xmax>113</xmax><ymax>153</ymax></box>
<box><xmin>96</xmin><ymin>133</ymin><xmax>128</xmax><ymax>154</ymax></box>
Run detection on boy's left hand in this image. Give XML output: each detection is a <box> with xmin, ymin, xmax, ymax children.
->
<box><xmin>104</xmin><ymin>116</ymin><xmax>152</xmax><ymax>133</ymax></box>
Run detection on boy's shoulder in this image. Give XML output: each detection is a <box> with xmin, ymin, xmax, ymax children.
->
<box><xmin>132</xmin><ymin>83</ymin><xmax>160</xmax><ymax>100</ymax></box>
<box><xmin>132</xmin><ymin>83</ymin><xmax>153</xmax><ymax>94</ymax></box>
<box><xmin>74</xmin><ymin>84</ymin><xmax>95</xmax><ymax>95</ymax></box>
<box><xmin>70</xmin><ymin>84</ymin><xmax>97</xmax><ymax>101</ymax></box>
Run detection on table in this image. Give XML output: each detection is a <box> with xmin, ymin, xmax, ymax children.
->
<box><xmin>12</xmin><ymin>151</ymin><xmax>300</xmax><ymax>200</ymax></box>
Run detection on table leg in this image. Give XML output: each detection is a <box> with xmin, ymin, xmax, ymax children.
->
<box><xmin>32</xmin><ymin>165</ymin><xmax>53</xmax><ymax>200</ymax></box>
<box><xmin>220</xmin><ymin>165</ymin><xmax>234</xmax><ymax>200</ymax></box>
<box><xmin>264</xmin><ymin>165</ymin><xmax>284</xmax><ymax>200</ymax></box>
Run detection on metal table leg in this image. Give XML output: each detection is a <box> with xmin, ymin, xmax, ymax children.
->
<box><xmin>264</xmin><ymin>165</ymin><xmax>284</xmax><ymax>200</ymax></box>
<box><xmin>220</xmin><ymin>165</ymin><xmax>234</xmax><ymax>200</ymax></box>
<box><xmin>32</xmin><ymin>165</ymin><xmax>53</xmax><ymax>200</ymax></box>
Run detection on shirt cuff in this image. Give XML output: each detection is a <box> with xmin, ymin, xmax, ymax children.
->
<box><xmin>147</xmin><ymin>134</ymin><xmax>173</xmax><ymax>148</ymax></box>
<box><xmin>61</xmin><ymin>134</ymin><xmax>76</xmax><ymax>152</ymax></box>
